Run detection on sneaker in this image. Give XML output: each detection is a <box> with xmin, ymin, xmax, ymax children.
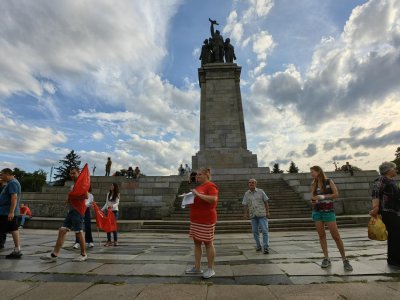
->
<box><xmin>263</xmin><ymin>247</ymin><xmax>269</xmax><ymax>254</ymax></box>
<box><xmin>321</xmin><ymin>258</ymin><xmax>331</xmax><ymax>268</ymax></box>
<box><xmin>113</xmin><ymin>241</ymin><xmax>119</xmax><ymax>247</ymax></box>
<box><xmin>72</xmin><ymin>254</ymin><xmax>88</xmax><ymax>262</ymax></box>
<box><xmin>185</xmin><ymin>266</ymin><xmax>203</xmax><ymax>275</ymax></box>
<box><xmin>40</xmin><ymin>253</ymin><xmax>58</xmax><ymax>262</ymax></box>
<box><xmin>343</xmin><ymin>259</ymin><xmax>353</xmax><ymax>271</ymax></box>
<box><xmin>88</xmin><ymin>243</ymin><xmax>94</xmax><ymax>248</ymax></box>
<box><xmin>18</xmin><ymin>226</ymin><xmax>23</xmax><ymax>229</ymax></box>
<box><xmin>202</xmin><ymin>268</ymin><xmax>215</xmax><ymax>279</ymax></box>
<box><xmin>5</xmin><ymin>250</ymin><xmax>22</xmax><ymax>259</ymax></box>
<box><xmin>255</xmin><ymin>246</ymin><xmax>262</xmax><ymax>252</ymax></box>
<box><xmin>73</xmin><ymin>243</ymin><xmax>80</xmax><ymax>249</ymax></box>
<box><xmin>104</xmin><ymin>241</ymin><xmax>112</xmax><ymax>247</ymax></box>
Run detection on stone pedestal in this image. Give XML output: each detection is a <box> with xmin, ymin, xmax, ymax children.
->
<box><xmin>192</xmin><ymin>63</ymin><xmax>258</xmax><ymax>169</ymax></box>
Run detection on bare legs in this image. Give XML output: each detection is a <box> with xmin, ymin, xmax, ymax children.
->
<box><xmin>53</xmin><ymin>228</ymin><xmax>86</xmax><ymax>256</ymax></box>
<box><xmin>193</xmin><ymin>239</ymin><xmax>215</xmax><ymax>269</ymax></box>
<box><xmin>315</xmin><ymin>221</ymin><xmax>347</xmax><ymax>259</ymax></box>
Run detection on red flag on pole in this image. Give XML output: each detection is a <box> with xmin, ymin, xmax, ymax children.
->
<box><xmin>68</xmin><ymin>163</ymin><xmax>90</xmax><ymax>216</ymax></box>
<box><xmin>92</xmin><ymin>202</ymin><xmax>117</xmax><ymax>233</ymax></box>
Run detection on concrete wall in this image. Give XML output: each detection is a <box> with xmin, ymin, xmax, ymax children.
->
<box><xmin>283</xmin><ymin>170</ymin><xmax>379</xmax><ymax>215</ymax></box>
<box><xmin>22</xmin><ymin>175</ymin><xmax>183</xmax><ymax>220</ymax></box>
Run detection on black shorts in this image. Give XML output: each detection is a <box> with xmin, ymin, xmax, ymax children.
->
<box><xmin>0</xmin><ymin>215</ymin><xmax>19</xmax><ymax>233</ymax></box>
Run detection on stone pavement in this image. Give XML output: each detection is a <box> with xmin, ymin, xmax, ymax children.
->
<box><xmin>0</xmin><ymin>228</ymin><xmax>400</xmax><ymax>299</ymax></box>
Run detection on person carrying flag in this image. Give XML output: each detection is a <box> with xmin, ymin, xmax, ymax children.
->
<box><xmin>41</xmin><ymin>166</ymin><xmax>89</xmax><ymax>262</ymax></box>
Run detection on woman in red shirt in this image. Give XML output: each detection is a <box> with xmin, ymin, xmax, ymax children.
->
<box><xmin>185</xmin><ymin>167</ymin><xmax>218</xmax><ymax>279</ymax></box>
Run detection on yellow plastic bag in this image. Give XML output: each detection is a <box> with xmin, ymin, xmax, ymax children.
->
<box><xmin>368</xmin><ymin>216</ymin><xmax>387</xmax><ymax>241</ymax></box>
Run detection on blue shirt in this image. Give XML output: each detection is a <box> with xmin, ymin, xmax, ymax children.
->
<box><xmin>0</xmin><ymin>178</ymin><xmax>21</xmax><ymax>215</ymax></box>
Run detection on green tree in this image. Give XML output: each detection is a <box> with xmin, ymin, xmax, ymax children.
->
<box><xmin>53</xmin><ymin>150</ymin><xmax>81</xmax><ymax>186</ymax></box>
<box><xmin>392</xmin><ymin>147</ymin><xmax>400</xmax><ymax>172</ymax></box>
<box><xmin>288</xmin><ymin>161</ymin><xmax>299</xmax><ymax>173</ymax></box>
<box><xmin>272</xmin><ymin>163</ymin><xmax>283</xmax><ymax>174</ymax></box>
<box><xmin>13</xmin><ymin>168</ymin><xmax>47</xmax><ymax>192</ymax></box>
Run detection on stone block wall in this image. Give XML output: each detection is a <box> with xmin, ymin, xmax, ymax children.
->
<box><xmin>22</xmin><ymin>175</ymin><xmax>183</xmax><ymax>220</ymax></box>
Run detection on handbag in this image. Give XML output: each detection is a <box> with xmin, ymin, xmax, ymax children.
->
<box><xmin>368</xmin><ymin>216</ymin><xmax>387</xmax><ymax>241</ymax></box>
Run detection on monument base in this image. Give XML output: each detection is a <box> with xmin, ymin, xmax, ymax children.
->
<box><xmin>192</xmin><ymin>148</ymin><xmax>257</xmax><ymax>170</ymax></box>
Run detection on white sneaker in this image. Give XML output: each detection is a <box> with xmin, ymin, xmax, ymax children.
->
<box><xmin>88</xmin><ymin>243</ymin><xmax>94</xmax><ymax>248</ymax></box>
<box><xmin>202</xmin><ymin>268</ymin><xmax>215</xmax><ymax>279</ymax></box>
<box><xmin>73</xmin><ymin>243</ymin><xmax>80</xmax><ymax>249</ymax></box>
<box><xmin>72</xmin><ymin>254</ymin><xmax>87</xmax><ymax>262</ymax></box>
<box><xmin>40</xmin><ymin>253</ymin><xmax>58</xmax><ymax>262</ymax></box>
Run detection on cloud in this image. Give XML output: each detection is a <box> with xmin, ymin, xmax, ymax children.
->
<box><xmin>0</xmin><ymin>1</ymin><xmax>181</xmax><ymax>99</ymax></box>
<box><xmin>286</xmin><ymin>150</ymin><xmax>300</xmax><ymax>159</ymax></box>
<box><xmin>303</xmin><ymin>144</ymin><xmax>317</xmax><ymax>157</ymax></box>
<box><xmin>354</xmin><ymin>152</ymin><xmax>369</xmax><ymax>157</ymax></box>
<box><xmin>251</xmin><ymin>31</ymin><xmax>276</xmax><ymax>61</ymax></box>
<box><xmin>332</xmin><ymin>154</ymin><xmax>353</xmax><ymax>161</ymax></box>
<box><xmin>223</xmin><ymin>0</ymin><xmax>274</xmax><ymax>45</ymax></box>
<box><xmin>251</xmin><ymin>0</ymin><xmax>400</xmax><ymax>124</ymax></box>
<box><xmin>92</xmin><ymin>131</ymin><xmax>104</xmax><ymax>141</ymax></box>
<box><xmin>0</xmin><ymin>110</ymin><xmax>67</xmax><ymax>154</ymax></box>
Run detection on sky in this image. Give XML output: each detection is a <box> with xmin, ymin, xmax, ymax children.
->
<box><xmin>1</xmin><ymin>0</ymin><xmax>400</xmax><ymax>178</ymax></box>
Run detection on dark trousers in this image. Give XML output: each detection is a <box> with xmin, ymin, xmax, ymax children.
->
<box><xmin>382</xmin><ymin>211</ymin><xmax>400</xmax><ymax>264</ymax></box>
<box><xmin>75</xmin><ymin>208</ymin><xmax>93</xmax><ymax>243</ymax></box>
<box><xmin>0</xmin><ymin>233</ymin><xmax>6</xmax><ymax>248</ymax></box>
<box><xmin>107</xmin><ymin>210</ymin><xmax>118</xmax><ymax>242</ymax></box>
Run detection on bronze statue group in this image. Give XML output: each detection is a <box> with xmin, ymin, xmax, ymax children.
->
<box><xmin>199</xmin><ymin>18</ymin><xmax>236</xmax><ymax>66</ymax></box>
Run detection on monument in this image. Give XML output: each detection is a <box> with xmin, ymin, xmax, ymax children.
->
<box><xmin>192</xmin><ymin>19</ymin><xmax>258</xmax><ymax>169</ymax></box>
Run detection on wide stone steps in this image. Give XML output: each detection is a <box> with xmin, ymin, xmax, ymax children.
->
<box><xmin>130</xmin><ymin>216</ymin><xmax>368</xmax><ymax>233</ymax></box>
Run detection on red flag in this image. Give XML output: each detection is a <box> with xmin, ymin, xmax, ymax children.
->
<box><xmin>92</xmin><ymin>202</ymin><xmax>117</xmax><ymax>233</ymax></box>
<box><xmin>68</xmin><ymin>163</ymin><xmax>90</xmax><ymax>216</ymax></box>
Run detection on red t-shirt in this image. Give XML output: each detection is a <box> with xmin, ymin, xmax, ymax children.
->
<box><xmin>190</xmin><ymin>181</ymin><xmax>218</xmax><ymax>224</ymax></box>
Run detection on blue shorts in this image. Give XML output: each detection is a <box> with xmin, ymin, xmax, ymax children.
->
<box><xmin>62</xmin><ymin>209</ymin><xmax>84</xmax><ymax>232</ymax></box>
<box><xmin>312</xmin><ymin>211</ymin><xmax>336</xmax><ymax>222</ymax></box>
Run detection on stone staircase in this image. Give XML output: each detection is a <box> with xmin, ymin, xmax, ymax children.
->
<box><xmin>135</xmin><ymin>178</ymin><xmax>368</xmax><ymax>233</ymax></box>
<box><xmin>22</xmin><ymin>170</ymin><xmax>376</xmax><ymax>233</ymax></box>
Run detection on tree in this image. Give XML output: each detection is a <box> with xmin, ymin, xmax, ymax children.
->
<box><xmin>272</xmin><ymin>163</ymin><xmax>283</xmax><ymax>174</ymax></box>
<box><xmin>288</xmin><ymin>161</ymin><xmax>299</xmax><ymax>173</ymax></box>
<box><xmin>53</xmin><ymin>150</ymin><xmax>81</xmax><ymax>186</ymax></box>
<box><xmin>392</xmin><ymin>147</ymin><xmax>400</xmax><ymax>172</ymax></box>
<box><xmin>13</xmin><ymin>168</ymin><xmax>47</xmax><ymax>192</ymax></box>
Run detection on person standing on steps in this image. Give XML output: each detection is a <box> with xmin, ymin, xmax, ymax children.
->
<box><xmin>242</xmin><ymin>178</ymin><xmax>270</xmax><ymax>254</ymax></box>
<box><xmin>310</xmin><ymin>165</ymin><xmax>353</xmax><ymax>271</ymax></box>
<box><xmin>185</xmin><ymin>167</ymin><xmax>218</xmax><ymax>279</ymax></box>
<box><xmin>105</xmin><ymin>157</ymin><xmax>112</xmax><ymax>176</ymax></box>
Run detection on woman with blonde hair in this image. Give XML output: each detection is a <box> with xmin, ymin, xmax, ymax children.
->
<box><xmin>310</xmin><ymin>165</ymin><xmax>353</xmax><ymax>271</ymax></box>
<box><xmin>185</xmin><ymin>167</ymin><xmax>219</xmax><ymax>279</ymax></box>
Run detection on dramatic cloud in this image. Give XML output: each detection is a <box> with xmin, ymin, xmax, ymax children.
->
<box><xmin>251</xmin><ymin>0</ymin><xmax>400</xmax><ymax>124</ymax></box>
<box><xmin>303</xmin><ymin>144</ymin><xmax>317</xmax><ymax>157</ymax></box>
<box><xmin>354</xmin><ymin>152</ymin><xmax>369</xmax><ymax>157</ymax></box>
<box><xmin>0</xmin><ymin>0</ymin><xmax>181</xmax><ymax>99</ymax></box>
<box><xmin>0</xmin><ymin>110</ymin><xmax>67</xmax><ymax>154</ymax></box>
<box><xmin>332</xmin><ymin>154</ymin><xmax>353</xmax><ymax>161</ymax></box>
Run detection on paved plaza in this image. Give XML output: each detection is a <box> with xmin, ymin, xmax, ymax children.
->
<box><xmin>1</xmin><ymin>227</ymin><xmax>400</xmax><ymax>299</ymax></box>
